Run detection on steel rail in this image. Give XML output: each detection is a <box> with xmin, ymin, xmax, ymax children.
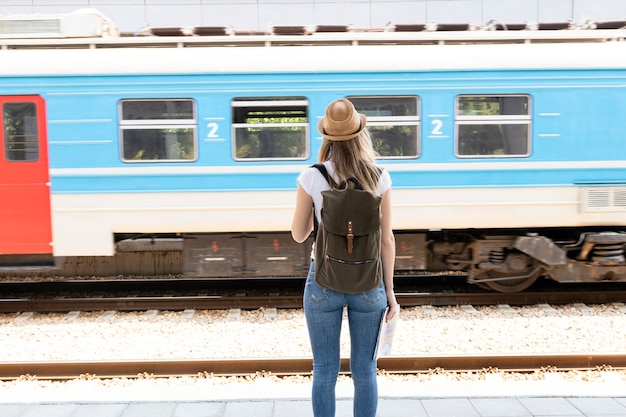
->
<box><xmin>2</xmin><ymin>290</ymin><xmax>626</xmax><ymax>313</ymax></box>
<box><xmin>0</xmin><ymin>277</ymin><xmax>310</xmax><ymax>293</ymax></box>
<box><xmin>398</xmin><ymin>290</ymin><xmax>626</xmax><ymax>306</ymax></box>
<box><xmin>0</xmin><ymin>295</ymin><xmax>305</xmax><ymax>313</ymax></box>
<box><xmin>1</xmin><ymin>354</ymin><xmax>625</xmax><ymax>380</ymax></box>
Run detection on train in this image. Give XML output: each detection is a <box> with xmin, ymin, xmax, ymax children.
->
<box><xmin>1</xmin><ymin>9</ymin><xmax>626</xmax><ymax>292</ymax></box>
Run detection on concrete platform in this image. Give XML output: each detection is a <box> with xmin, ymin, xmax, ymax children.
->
<box><xmin>1</xmin><ymin>374</ymin><xmax>626</xmax><ymax>416</ymax></box>
<box><xmin>2</xmin><ymin>396</ymin><xmax>626</xmax><ymax>417</ymax></box>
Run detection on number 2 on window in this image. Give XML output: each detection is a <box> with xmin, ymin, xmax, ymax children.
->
<box><xmin>207</xmin><ymin>122</ymin><xmax>219</xmax><ymax>138</ymax></box>
<box><xmin>431</xmin><ymin>119</ymin><xmax>443</xmax><ymax>136</ymax></box>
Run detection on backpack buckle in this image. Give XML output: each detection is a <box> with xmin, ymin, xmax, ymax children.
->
<box><xmin>347</xmin><ymin>220</ymin><xmax>354</xmax><ymax>254</ymax></box>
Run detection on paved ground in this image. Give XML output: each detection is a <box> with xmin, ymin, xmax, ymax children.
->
<box><xmin>2</xmin><ymin>373</ymin><xmax>626</xmax><ymax>416</ymax></box>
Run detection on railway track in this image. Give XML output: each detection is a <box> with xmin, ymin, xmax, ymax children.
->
<box><xmin>1</xmin><ymin>353</ymin><xmax>625</xmax><ymax>380</ymax></box>
<box><xmin>2</xmin><ymin>278</ymin><xmax>625</xmax><ymax>382</ymax></box>
<box><xmin>1</xmin><ymin>274</ymin><xmax>626</xmax><ymax>313</ymax></box>
<box><xmin>2</xmin><ymin>290</ymin><xmax>626</xmax><ymax>313</ymax></box>
<box><xmin>0</xmin><ymin>272</ymin><xmax>625</xmax><ymax>313</ymax></box>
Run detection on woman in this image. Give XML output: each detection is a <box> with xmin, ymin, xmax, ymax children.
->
<box><xmin>291</xmin><ymin>98</ymin><xmax>398</xmax><ymax>417</ymax></box>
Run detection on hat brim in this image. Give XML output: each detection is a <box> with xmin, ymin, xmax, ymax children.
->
<box><xmin>317</xmin><ymin>114</ymin><xmax>367</xmax><ymax>141</ymax></box>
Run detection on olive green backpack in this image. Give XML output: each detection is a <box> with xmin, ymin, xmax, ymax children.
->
<box><xmin>312</xmin><ymin>164</ymin><xmax>383</xmax><ymax>293</ymax></box>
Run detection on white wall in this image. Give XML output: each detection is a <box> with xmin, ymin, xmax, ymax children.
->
<box><xmin>1</xmin><ymin>0</ymin><xmax>626</xmax><ymax>33</ymax></box>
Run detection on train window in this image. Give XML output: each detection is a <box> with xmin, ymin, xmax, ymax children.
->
<box><xmin>2</xmin><ymin>102</ymin><xmax>39</xmax><ymax>162</ymax></box>
<box><xmin>119</xmin><ymin>99</ymin><xmax>197</xmax><ymax>162</ymax></box>
<box><xmin>347</xmin><ymin>96</ymin><xmax>420</xmax><ymax>159</ymax></box>
<box><xmin>455</xmin><ymin>95</ymin><xmax>531</xmax><ymax>158</ymax></box>
<box><xmin>232</xmin><ymin>97</ymin><xmax>308</xmax><ymax>160</ymax></box>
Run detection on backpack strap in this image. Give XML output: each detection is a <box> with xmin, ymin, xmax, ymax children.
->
<box><xmin>311</xmin><ymin>163</ymin><xmax>348</xmax><ymax>240</ymax></box>
<box><xmin>311</xmin><ymin>164</ymin><xmax>328</xmax><ymax>241</ymax></box>
<box><xmin>313</xmin><ymin>163</ymin><xmax>332</xmax><ymax>187</ymax></box>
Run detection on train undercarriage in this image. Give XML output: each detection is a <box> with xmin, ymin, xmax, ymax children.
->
<box><xmin>430</xmin><ymin>228</ymin><xmax>626</xmax><ymax>292</ymax></box>
<box><xmin>180</xmin><ymin>227</ymin><xmax>626</xmax><ymax>292</ymax></box>
<box><xmin>2</xmin><ymin>228</ymin><xmax>626</xmax><ymax>293</ymax></box>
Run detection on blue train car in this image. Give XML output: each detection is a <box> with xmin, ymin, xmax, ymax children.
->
<box><xmin>1</xmin><ymin>10</ymin><xmax>626</xmax><ymax>291</ymax></box>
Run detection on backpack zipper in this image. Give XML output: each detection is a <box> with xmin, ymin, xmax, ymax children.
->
<box><xmin>325</xmin><ymin>255</ymin><xmax>376</xmax><ymax>265</ymax></box>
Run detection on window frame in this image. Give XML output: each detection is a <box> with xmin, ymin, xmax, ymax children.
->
<box><xmin>454</xmin><ymin>94</ymin><xmax>532</xmax><ymax>159</ymax></box>
<box><xmin>347</xmin><ymin>95</ymin><xmax>421</xmax><ymax>160</ymax></box>
<box><xmin>231</xmin><ymin>97</ymin><xmax>309</xmax><ymax>161</ymax></box>
<box><xmin>3</xmin><ymin>101</ymin><xmax>39</xmax><ymax>162</ymax></box>
<box><xmin>118</xmin><ymin>98</ymin><xmax>198</xmax><ymax>163</ymax></box>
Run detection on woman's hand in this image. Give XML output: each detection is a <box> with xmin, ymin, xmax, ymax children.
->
<box><xmin>386</xmin><ymin>292</ymin><xmax>399</xmax><ymax>321</ymax></box>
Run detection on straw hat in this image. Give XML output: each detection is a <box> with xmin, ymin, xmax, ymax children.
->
<box><xmin>317</xmin><ymin>99</ymin><xmax>367</xmax><ymax>141</ymax></box>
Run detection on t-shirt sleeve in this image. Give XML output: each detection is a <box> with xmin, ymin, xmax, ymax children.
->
<box><xmin>378</xmin><ymin>168</ymin><xmax>392</xmax><ymax>195</ymax></box>
<box><xmin>296</xmin><ymin>167</ymin><xmax>317</xmax><ymax>197</ymax></box>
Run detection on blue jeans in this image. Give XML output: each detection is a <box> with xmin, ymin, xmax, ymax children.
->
<box><xmin>303</xmin><ymin>263</ymin><xmax>387</xmax><ymax>417</ymax></box>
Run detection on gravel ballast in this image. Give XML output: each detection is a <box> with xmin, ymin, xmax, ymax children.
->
<box><xmin>1</xmin><ymin>303</ymin><xmax>625</xmax><ymax>361</ymax></box>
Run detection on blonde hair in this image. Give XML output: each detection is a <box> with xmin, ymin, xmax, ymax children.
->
<box><xmin>317</xmin><ymin>129</ymin><xmax>380</xmax><ymax>193</ymax></box>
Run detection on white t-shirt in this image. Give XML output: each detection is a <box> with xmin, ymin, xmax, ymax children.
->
<box><xmin>296</xmin><ymin>160</ymin><xmax>392</xmax><ymax>224</ymax></box>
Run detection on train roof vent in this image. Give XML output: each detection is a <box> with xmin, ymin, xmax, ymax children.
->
<box><xmin>387</xmin><ymin>22</ymin><xmax>478</xmax><ymax>32</ymax></box>
<box><xmin>535</xmin><ymin>22</ymin><xmax>574</xmax><ymax>30</ymax></box>
<box><xmin>388</xmin><ymin>22</ymin><xmax>490</xmax><ymax>32</ymax></box>
<box><xmin>389</xmin><ymin>24</ymin><xmax>428</xmax><ymax>32</ymax></box>
<box><xmin>484</xmin><ymin>21</ymin><xmax>530</xmax><ymax>31</ymax></box>
<box><xmin>593</xmin><ymin>20</ymin><xmax>626</xmax><ymax>29</ymax></box>
<box><xmin>150</xmin><ymin>26</ymin><xmax>188</xmax><ymax>36</ymax></box>
<box><xmin>315</xmin><ymin>25</ymin><xmax>352</xmax><ymax>33</ymax></box>
<box><xmin>433</xmin><ymin>23</ymin><xmax>478</xmax><ymax>31</ymax></box>
<box><xmin>193</xmin><ymin>26</ymin><xmax>234</xmax><ymax>36</ymax></box>
<box><xmin>270</xmin><ymin>25</ymin><xmax>312</xmax><ymax>35</ymax></box>
<box><xmin>0</xmin><ymin>8</ymin><xmax>118</xmax><ymax>38</ymax></box>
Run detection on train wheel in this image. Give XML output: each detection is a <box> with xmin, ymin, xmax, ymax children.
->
<box><xmin>474</xmin><ymin>270</ymin><xmax>539</xmax><ymax>293</ymax></box>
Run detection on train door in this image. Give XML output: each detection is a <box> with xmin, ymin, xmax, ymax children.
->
<box><xmin>0</xmin><ymin>96</ymin><xmax>53</xmax><ymax>261</ymax></box>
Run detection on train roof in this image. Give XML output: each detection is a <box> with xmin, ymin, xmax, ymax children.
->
<box><xmin>2</xmin><ymin>41</ymin><xmax>626</xmax><ymax>76</ymax></box>
<box><xmin>2</xmin><ymin>9</ymin><xmax>626</xmax><ymax>76</ymax></box>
